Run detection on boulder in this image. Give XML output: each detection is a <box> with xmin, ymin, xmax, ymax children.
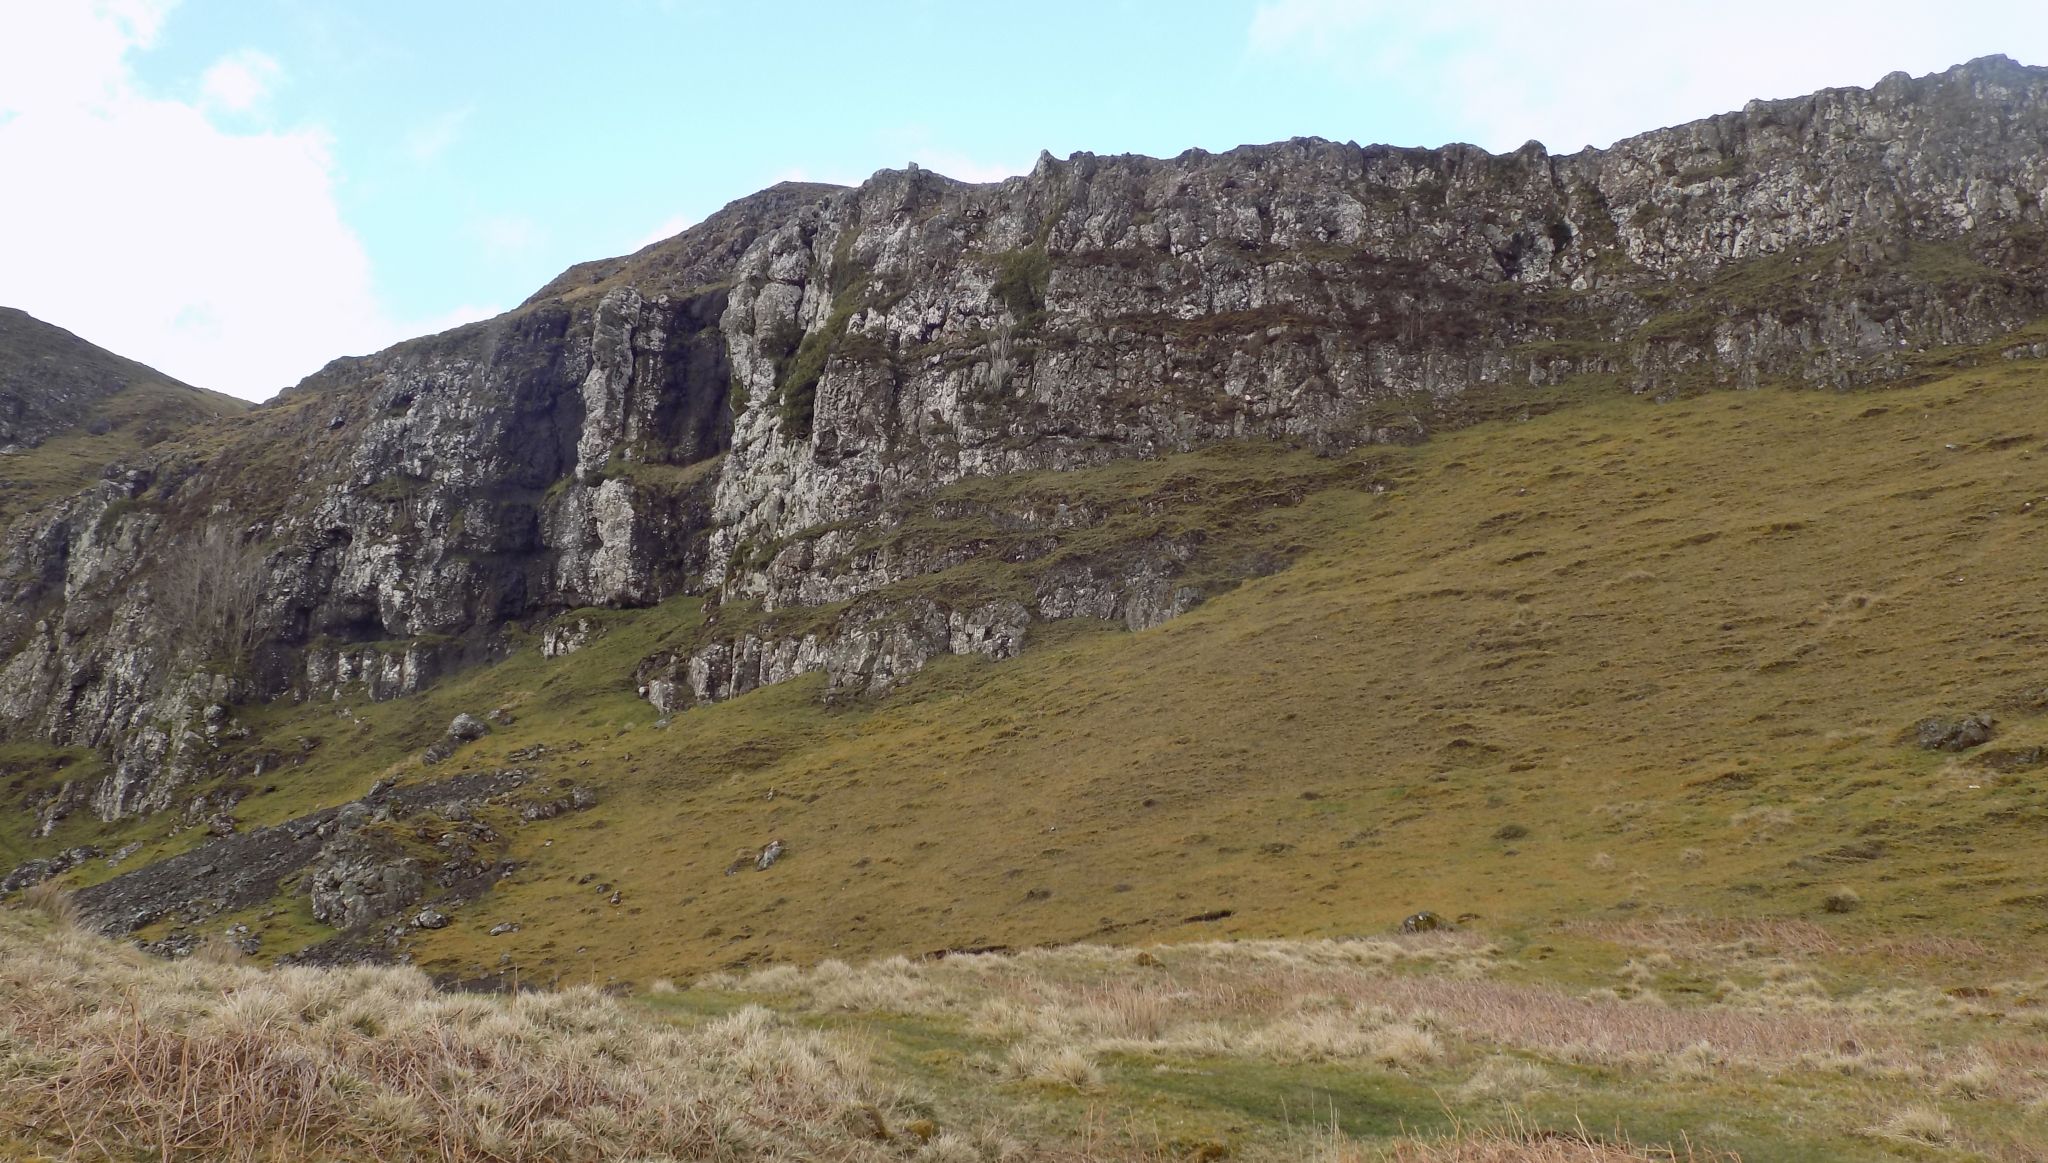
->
<box><xmin>1915</xmin><ymin>713</ymin><xmax>1996</xmax><ymax>751</ymax></box>
<box><xmin>306</xmin><ymin>833</ymin><xmax>424</xmax><ymax>930</ymax></box>
<box><xmin>1398</xmin><ymin>911</ymin><xmax>1449</xmax><ymax>934</ymax></box>
<box><xmin>423</xmin><ymin>713</ymin><xmax>491</xmax><ymax>765</ymax></box>
<box><xmin>2</xmin><ymin>846</ymin><xmax>102</xmax><ymax>894</ymax></box>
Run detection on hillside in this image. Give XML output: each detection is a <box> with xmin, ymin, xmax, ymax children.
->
<box><xmin>4</xmin><ymin>56</ymin><xmax>2047</xmax><ymax>828</ymax></box>
<box><xmin>0</xmin><ymin>307</ymin><xmax>248</xmax><ymax>524</ymax></box>
<box><xmin>0</xmin><ymin>53</ymin><xmax>2045</xmax><ymax>971</ymax></box>
<box><xmin>8</xmin><ymin>52</ymin><xmax>2048</xmax><ymax>1162</ymax></box>
<box><xmin>6</xmin><ymin>355</ymin><xmax>2047</xmax><ymax>990</ymax></box>
<box><xmin>14</xmin><ymin>362</ymin><xmax>2048</xmax><ymax>1161</ymax></box>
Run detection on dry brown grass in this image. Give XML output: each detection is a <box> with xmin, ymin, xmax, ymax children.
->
<box><xmin>1370</xmin><ymin>1130</ymin><xmax>1739</xmax><ymax>1162</ymax></box>
<box><xmin>10</xmin><ymin>908</ymin><xmax>2036</xmax><ymax>1161</ymax></box>
<box><xmin>1563</xmin><ymin>915</ymin><xmax>1992</xmax><ymax>962</ymax></box>
<box><xmin>0</xmin><ymin>910</ymin><xmax>931</xmax><ymax>1162</ymax></box>
<box><xmin>708</xmin><ymin>935</ymin><xmax>1891</xmax><ymax>1077</ymax></box>
<box><xmin>1298</xmin><ymin>1113</ymin><xmax>1742</xmax><ymax>1162</ymax></box>
<box><xmin>20</xmin><ymin>880</ymin><xmax>80</xmax><ymax>927</ymax></box>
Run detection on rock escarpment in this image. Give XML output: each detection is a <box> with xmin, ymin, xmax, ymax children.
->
<box><xmin>5</xmin><ymin>56</ymin><xmax>2048</xmax><ymax>821</ymax></box>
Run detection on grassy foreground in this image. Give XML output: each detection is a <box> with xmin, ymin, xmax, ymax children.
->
<box><xmin>5</xmin><ymin>888</ymin><xmax>2046</xmax><ymax>1160</ymax></box>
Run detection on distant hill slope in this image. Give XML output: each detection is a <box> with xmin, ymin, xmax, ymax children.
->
<box><xmin>0</xmin><ymin>308</ymin><xmax>246</xmax><ymax>524</ymax></box>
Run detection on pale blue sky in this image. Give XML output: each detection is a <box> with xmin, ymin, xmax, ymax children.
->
<box><xmin>2</xmin><ymin>1</ymin><xmax>2044</xmax><ymax>398</ymax></box>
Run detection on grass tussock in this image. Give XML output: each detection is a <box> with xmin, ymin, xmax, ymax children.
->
<box><xmin>704</xmin><ymin>935</ymin><xmax>1889</xmax><ymax>1076</ymax></box>
<box><xmin>8</xmin><ymin>907</ymin><xmax>2040</xmax><ymax>1160</ymax></box>
<box><xmin>20</xmin><ymin>880</ymin><xmax>80</xmax><ymax>927</ymax></box>
<box><xmin>1363</xmin><ymin>1126</ymin><xmax>1740</xmax><ymax>1162</ymax></box>
<box><xmin>0</xmin><ymin>910</ymin><xmax>923</xmax><ymax>1162</ymax></box>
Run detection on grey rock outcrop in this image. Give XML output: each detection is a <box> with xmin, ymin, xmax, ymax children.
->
<box><xmin>422</xmin><ymin>712</ymin><xmax>492</xmax><ymax>764</ymax></box>
<box><xmin>5</xmin><ymin>58</ymin><xmax>2048</xmax><ymax>820</ymax></box>
<box><xmin>1</xmin><ymin>845</ymin><xmax>101</xmax><ymax>893</ymax></box>
<box><xmin>65</xmin><ymin>769</ymin><xmax>545</xmax><ymax>947</ymax></box>
<box><xmin>306</xmin><ymin>832</ymin><xmax>424</xmax><ymax>930</ymax></box>
<box><xmin>1915</xmin><ymin>713</ymin><xmax>1998</xmax><ymax>751</ymax></box>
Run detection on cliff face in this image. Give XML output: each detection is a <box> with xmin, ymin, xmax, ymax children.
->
<box><xmin>5</xmin><ymin>57</ymin><xmax>2048</xmax><ymax>821</ymax></box>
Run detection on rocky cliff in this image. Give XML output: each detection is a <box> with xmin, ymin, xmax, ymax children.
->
<box><xmin>5</xmin><ymin>56</ymin><xmax>2048</xmax><ymax>824</ymax></box>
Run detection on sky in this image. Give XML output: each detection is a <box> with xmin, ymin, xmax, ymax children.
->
<box><xmin>1</xmin><ymin>2</ymin><xmax>2044</xmax><ymax>401</ymax></box>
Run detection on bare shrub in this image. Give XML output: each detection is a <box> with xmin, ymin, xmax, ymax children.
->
<box><xmin>153</xmin><ymin>522</ymin><xmax>268</xmax><ymax>669</ymax></box>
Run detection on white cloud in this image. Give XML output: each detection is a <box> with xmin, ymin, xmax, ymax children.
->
<box><xmin>0</xmin><ymin>1</ymin><xmax>437</xmax><ymax>400</ymax></box>
<box><xmin>0</xmin><ymin>0</ymin><xmax>164</xmax><ymax>118</ymax></box>
<box><xmin>403</xmin><ymin>105</ymin><xmax>470</xmax><ymax>163</ymax></box>
<box><xmin>1248</xmin><ymin>0</ymin><xmax>2048</xmax><ymax>152</ymax></box>
<box><xmin>469</xmin><ymin>212</ymin><xmax>544</xmax><ymax>257</ymax></box>
<box><xmin>199</xmin><ymin>48</ymin><xmax>281</xmax><ymax>114</ymax></box>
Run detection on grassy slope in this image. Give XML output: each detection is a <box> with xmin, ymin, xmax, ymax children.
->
<box><xmin>13</xmin><ymin>358</ymin><xmax>2048</xmax><ymax>1159</ymax></box>
<box><xmin>18</xmin><ymin>356</ymin><xmax>2047</xmax><ymax>994</ymax></box>
<box><xmin>0</xmin><ymin>376</ymin><xmax>248</xmax><ymax>526</ymax></box>
<box><xmin>442</xmin><ymin>356</ymin><xmax>2048</xmax><ymax>988</ymax></box>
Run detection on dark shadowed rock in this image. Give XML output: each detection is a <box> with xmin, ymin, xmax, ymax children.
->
<box><xmin>2</xmin><ymin>845</ymin><xmax>101</xmax><ymax>893</ymax></box>
<box><xmin>70</xmin><ymin>769</ymin><xmax>530</xmax><ymax>943</ymax></box>
<box><xmin>1399</xmin><ymin>911</ymin><xmax>1449</xmax><ymax>934</ymax></box>
<box><xmin>1915</xmin><ymin>713</ymin><xmax>1996</xmax><ymax>751</ymax></box>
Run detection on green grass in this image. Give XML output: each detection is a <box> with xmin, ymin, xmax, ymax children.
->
<box><xmin>12</xmin><ymin>355</ymin><xmax>2048</xmax><ymax>1007</ymax></box>
<box><xmin>0</xmin><ymin>375</ymin><xmax>245</xmax><ymax>526</ymax></box>
<box><xmin>17</xmin><ymin>356</ymin><xmax>2048</xmax><ymax>1158</ymax></box>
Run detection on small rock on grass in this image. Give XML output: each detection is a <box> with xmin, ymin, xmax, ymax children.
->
<box><xmin>1915</xmin><ymin>713</ymin><xmax>1995</xmax><ymax>752</ymax></box>
<box><xmin>1399</xmin><ymin>911</ymin><xmax>1453</xmax><ymax>934</ymax></box>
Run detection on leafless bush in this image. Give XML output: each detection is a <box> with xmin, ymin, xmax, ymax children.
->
<box><xmin>153</xmin><ymin>523</ymin><xmax>268</xmax><ymax>669</ymax></box>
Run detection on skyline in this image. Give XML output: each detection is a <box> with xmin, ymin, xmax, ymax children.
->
<box><xmin>2</xmin><ymin>1</ymin><xmax>2045</xmax><ymax>400</ymax></box>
